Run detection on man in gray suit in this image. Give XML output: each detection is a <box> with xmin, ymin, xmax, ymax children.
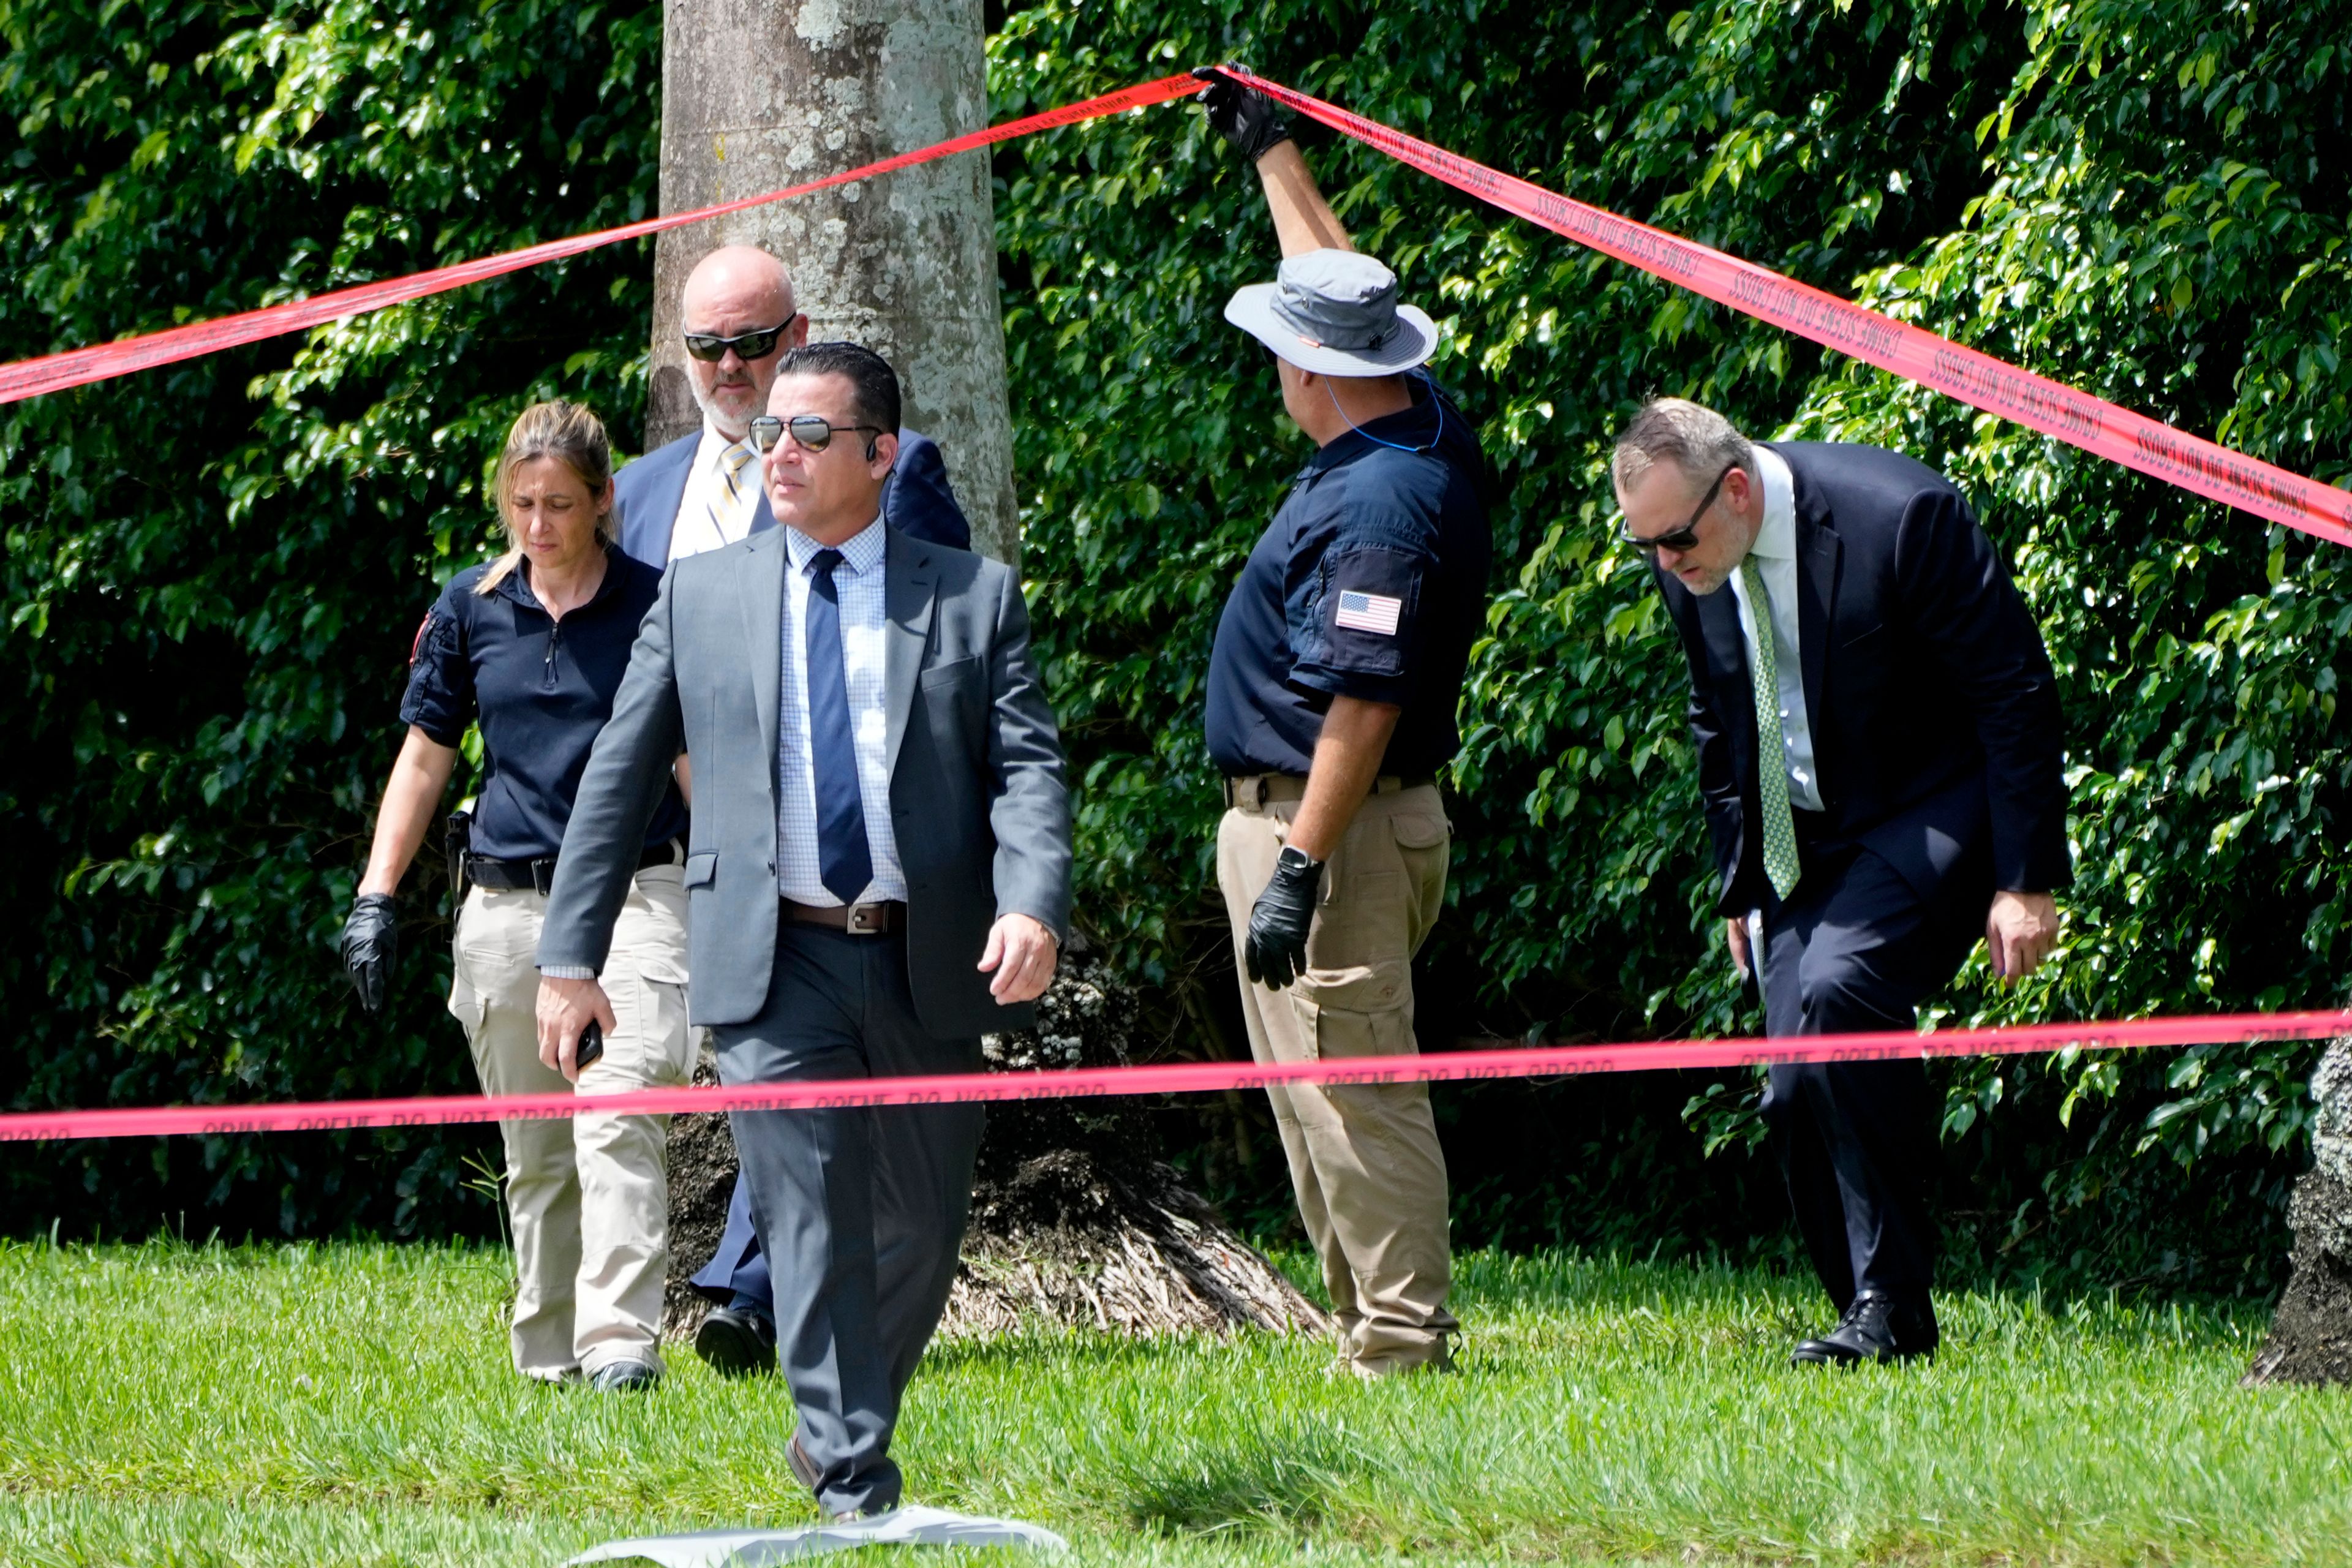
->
<box><xmin>533</xmin><ymin>341</ymin><xmax>1072</xmax><ymax>1518</ymax></box>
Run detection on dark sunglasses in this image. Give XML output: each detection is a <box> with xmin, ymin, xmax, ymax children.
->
<box><xmin>1617</xmin><ymin>462</ymin><xmax>1735</xmax><ymax>559</ymax></box>
<box><xmin>680</xmin><ymin>315</ymin><xmax>799</xmax><ymax>363</ymax></box>
<box><xmin>747</xmin><ymin>413</ymin><xmax>886</xmax><ymax>458</ymax></box>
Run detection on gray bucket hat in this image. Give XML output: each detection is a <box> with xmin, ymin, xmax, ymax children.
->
<box><xmin>1224</xmin><ymin>249</ymin><xmax>1437</xmax><ymax>376</ymax></box>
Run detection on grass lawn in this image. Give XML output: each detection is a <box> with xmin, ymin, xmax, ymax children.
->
<box><xmin>2</xmin><ymin>1237</ymin><xmax>2348</xmax><ymax>1566</ymax></box>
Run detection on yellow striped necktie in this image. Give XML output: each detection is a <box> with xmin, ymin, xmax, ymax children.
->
<box><xmin>1741</xmin><ymin>557</ymin><xmax>1803</xmax><ymax>901</ymax></box>
<box><xmin>709</xmin><ymin>440</ymin><xmax>755</xmax><ymax>536</ymax></box>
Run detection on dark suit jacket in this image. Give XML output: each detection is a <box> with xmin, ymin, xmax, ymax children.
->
<box><xmin>537</xmin><ymin>523</ymin><xmax>1072</xmax><ymax>1035</ymax></box>
<box><xmin>612</xmin><ymin>426</ymin><xmax>972</xmax><ymax>566</ymax></box>
<box><xmin>1656</xmin><ymin>442</ymin><xmax>2070</xmax><ymax>916</ymax></box>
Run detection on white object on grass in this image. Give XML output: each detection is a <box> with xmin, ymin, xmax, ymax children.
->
<box><xmin>568</xmin><ymin>1506</ymin><xmax>1069</xmax><ymax>1566</ymax></box>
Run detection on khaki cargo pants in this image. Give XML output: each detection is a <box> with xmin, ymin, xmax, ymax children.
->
<box><xmin>1217</xmin><ymin>777</ymin><xmax>1458</xmax><ymax>1374</ymax></box>
<box><xmin>448</xmin><ymin>863</ymin><xmax>694</xmax><ymax>1380</ymax></box>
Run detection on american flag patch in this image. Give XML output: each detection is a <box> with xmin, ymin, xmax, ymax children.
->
<box><xmin>1333</xmin><ymin>590</ymin><xmax>1402</xmax><ymax>636</ymax></box>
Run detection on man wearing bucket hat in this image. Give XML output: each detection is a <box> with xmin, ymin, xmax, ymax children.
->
<box><xmin>1196</xmin><ymin>70</ymin><xmax>1494</xmax><ymax>1378</ymax></box>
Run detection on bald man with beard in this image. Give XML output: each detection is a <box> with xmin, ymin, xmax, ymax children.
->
<box><xmin>604</xmin><ymin>245</ymin><xmax>977</xmax><ymax>1378</ymax></box>
<box><xmin>612</xmin><ymin>245</ymin><xmax>971</xmax><ymax>567</ymax></box>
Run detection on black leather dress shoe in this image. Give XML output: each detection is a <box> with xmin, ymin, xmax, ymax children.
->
<box><xmin>1791</xmin><ymin>1291</ymin><xmax>1940</xmax><ymax>1367</ymax></box>
<box><xmin>693</xmin><ymin>1305</ymin><xmax>778</xmax><ymax>1378</ymax></box>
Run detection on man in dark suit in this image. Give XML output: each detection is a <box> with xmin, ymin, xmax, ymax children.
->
<box><xmin>612</xmin><ymin>244</ymin><xmax>971</xmax><ymax>564</ymax></box>
<box><xmin>1615</xmin><ymin>397</ymin><xmax>2067</xmax><ymax>1366</ymax></box>
<box><xmin>535</xmin><ymin>342</ymin><xmax>1071</xmax><ymax>1516</ymax></box>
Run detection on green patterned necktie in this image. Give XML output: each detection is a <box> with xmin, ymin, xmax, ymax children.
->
<box><xmin>1740</xmin><ymin>557</ymin><xmax>1803</xmax><ymax>901</ymax></box>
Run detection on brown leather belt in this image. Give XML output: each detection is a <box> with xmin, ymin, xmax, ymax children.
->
<box><xmin>783</xmin><ymin>899</ymin><xmax>903</xmax><ymax>935</ymax></box>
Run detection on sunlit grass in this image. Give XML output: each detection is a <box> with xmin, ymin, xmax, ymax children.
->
<box><xmin>2</xmin><ymin>1237</ymin><xmax>2348</xmax><ymax>1566</ymax></box>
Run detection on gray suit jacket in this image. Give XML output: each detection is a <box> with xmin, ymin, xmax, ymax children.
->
<box><xmin>537</xmin><ymin>522</ymin><xmax>1073</xmax><ymax>1035</ymax></box>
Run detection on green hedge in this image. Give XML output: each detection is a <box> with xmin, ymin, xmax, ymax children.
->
<box><xmin>4</xmin><ymin>0</ymin><xmax>2348</xmax><ymax>1287</ymax></box>
<box><xmin>0</xmin><ymin>0</ymin><xmax>660</xmax><ymax>1234</ymax></box>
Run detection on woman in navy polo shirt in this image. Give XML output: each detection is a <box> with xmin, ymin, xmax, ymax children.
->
<box><xmin>339</xmin><ymin>401</ymin><xmax>691</xmax><ymax>1392</ymax></box>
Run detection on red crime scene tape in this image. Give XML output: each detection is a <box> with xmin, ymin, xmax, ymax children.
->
<box><xmin>1217</xmin><ymin>67</ymin><xmax>2352</xmax><ymax>547</ymax></box>
<box><xmin>0</xmin><ymin>73</ymin><xmax>1204</xmax><ymax>407</ymax></box>
<box><xmin>2</xmin><ymin>1009</ymin><xmax>2342</xmax><ymax>1144</ymax></box>
<box><xmin>4</xmin><ymin>67</ymin><xmax>2346</xmax><ymax>548</ymax></box>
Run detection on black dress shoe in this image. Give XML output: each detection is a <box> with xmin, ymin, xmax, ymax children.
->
<box><xmin>693</xmin><ymin>1305</ymin><xmax>778</xmax><ymax>1378</ymax></box>
<box><xmin>1791</xmin><ymin>1291</ymin><xmax>1939</xmax><ymax>1367</ymax></box>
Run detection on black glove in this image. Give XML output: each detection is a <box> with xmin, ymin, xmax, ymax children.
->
<box><xmin>1245</xmin><ymin>846</ymin><xmax>1324</xmax><ymax>990</ymax></box>
<box><xmin>1193</xmin><ymin>65</ymin><xmax>1291</xmax><ymax>164</ymax></box>
<box><xmin>340</xmin><ymin>892</ymin><xmax>399</xmax><ymax>1014</ymax></box>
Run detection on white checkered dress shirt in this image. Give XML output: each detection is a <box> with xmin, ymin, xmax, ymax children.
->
<box><xmin>777</xmin><ymin>516</ymin><xmax>905</xmax><ymax>905</ymax></box>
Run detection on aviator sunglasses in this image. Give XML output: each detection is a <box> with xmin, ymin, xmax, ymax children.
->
<box><xmin>680</xmin><ymin>315</ymin><xmax>801</xmax><ymax>363</ymax></box>
<box><xmin>1617</xmin><ymin>461</ymin><xmax>1735</xmax><ymax>559</ymax></box>
<box><xmin>747</xmin><ymin>414</ymin><xmax>886</xmax><ymax>459</ymax></box>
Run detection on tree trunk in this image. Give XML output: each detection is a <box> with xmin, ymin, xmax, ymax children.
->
<box><xmin>646</xmin><ymin>0</ymin><xmax>1019</xmax><ymax>563</ymax></box>
<box><xmin>2244</xmin><ymin>1036</ymin><xmax>2352</xmax><ymax>1386</ymax></box>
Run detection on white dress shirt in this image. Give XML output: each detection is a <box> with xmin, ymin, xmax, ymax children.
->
<box><xmin>776</xmin><ymin>516</ymin><xmax>905</xmax><ymax>905</ymax></box>
<box><xmin>667</xmin><ymin>424</ymin><xmax>763</xmax><ymax>562</ymax></box>
<box><xmin>1727</xmin><ymin>445</ymin><xmax>1824</xmax><ymax>814</ymax></box>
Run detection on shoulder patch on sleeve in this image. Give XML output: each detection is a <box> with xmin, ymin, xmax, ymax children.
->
<box><xmin>1334</xmin><ymin>590</ymin><xmax>1403</xmax><ymax>636</ymax></box>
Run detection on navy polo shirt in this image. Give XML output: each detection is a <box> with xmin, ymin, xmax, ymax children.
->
<box><xmin>399</xmin><ymin>545</ymin><xmax>688</xmax><ymax>863</ymax></box>
<box><xmin>1205</xmin><ymin>376</ymin><xmax>1493</xmax><ymax>778</ymax></box>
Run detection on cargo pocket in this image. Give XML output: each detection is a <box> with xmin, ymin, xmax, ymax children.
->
<box><xmin>1287</xmin><ymin>961</ymin><xmax>1416</xmax><ymax>1061</ymax></box>
<box><xmin>1308</xmin><ymin>1000</ymin><xmax>1416</xmax><ymax>1061</ymax></box>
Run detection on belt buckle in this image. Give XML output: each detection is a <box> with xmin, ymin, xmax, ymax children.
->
<box><xmin>845</xmin><ymin>900</ymin><xmax>888</xmax><ymax>936</ymax></box>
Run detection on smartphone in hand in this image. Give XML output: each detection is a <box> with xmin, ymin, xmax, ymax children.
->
<box><xmin>576</xmin><ymin>1019</ymin><xmax>604</xmax><ymax>1071</ymax></box>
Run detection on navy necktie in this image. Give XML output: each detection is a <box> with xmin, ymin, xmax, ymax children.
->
<box><xmin>804</xmin><ymin>548</ymin><xmax>873</xmax><ymax>904</ymax></box>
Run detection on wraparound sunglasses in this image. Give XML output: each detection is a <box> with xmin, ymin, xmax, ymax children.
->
<box><xmin>681</xmin><ymin>315</ymin><xmax>801</xmax><ymax>363</ymax></box>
